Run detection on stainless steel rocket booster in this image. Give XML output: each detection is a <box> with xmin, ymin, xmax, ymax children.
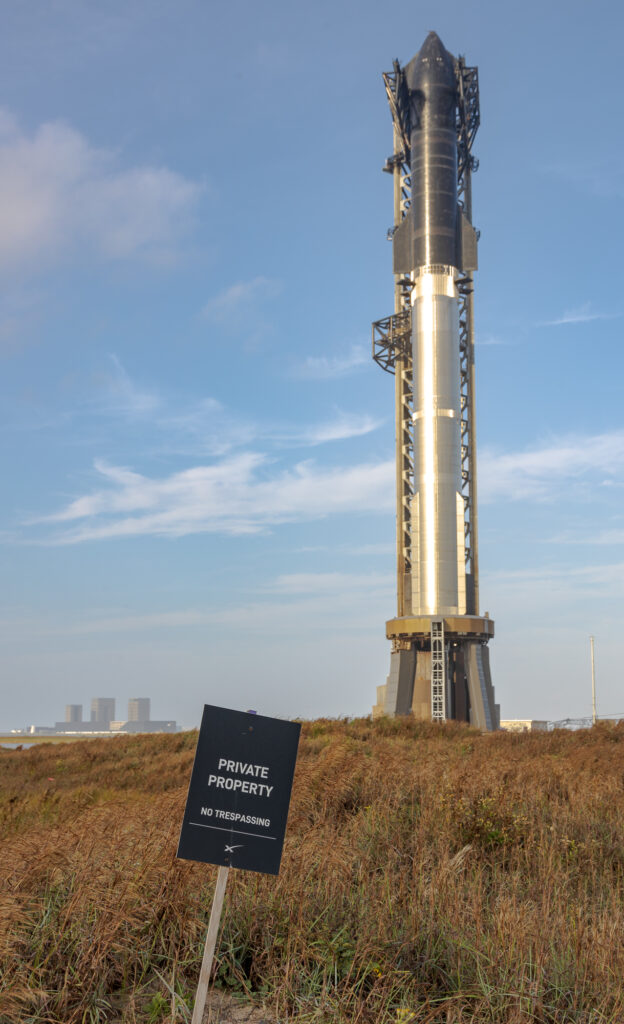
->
<box><xmin>402</xmin><ymin>33</ymin><xmax>465</xmax><ymax>617</ymax></box>
<box><xmin>372</xmin><ymin>32</ymin><xmax>499</xmax><ymax>729</ymax></box>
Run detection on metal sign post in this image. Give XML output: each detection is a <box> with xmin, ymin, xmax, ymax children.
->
<box><xmin>178</xmin><ymin>705</ymin><xmax>301</xmax><ymax>1023</ymax></box>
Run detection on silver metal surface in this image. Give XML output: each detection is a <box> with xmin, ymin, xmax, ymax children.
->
<box><xmin>411</xmin><ymin>267</ymin><xmax>465</xmax><ymax>616</ymax></box>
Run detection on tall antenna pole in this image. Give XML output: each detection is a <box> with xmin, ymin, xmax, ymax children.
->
<box><xmin>590</xmin><ymin>635</ymin><xmax>597</xmax><ymax>725</ymax></box>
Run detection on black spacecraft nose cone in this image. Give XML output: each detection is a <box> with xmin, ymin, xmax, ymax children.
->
<box><xmin>421</xmin><ymin>30</ymin><xmax>446</xmax><ymax>55</ymax></box>
<box><xmin>406</xmin><ymin>30</ymin><xmax>456</xmax><ymax>93</ymax></box>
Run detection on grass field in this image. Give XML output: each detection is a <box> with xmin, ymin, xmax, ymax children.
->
<box><xmin>1</xmin><ymin>718</ymin><xmax>623</xmax><ymax>1023</ymax></box>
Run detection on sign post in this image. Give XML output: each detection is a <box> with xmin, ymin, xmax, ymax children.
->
<box><xmin>177</xmin><ymin>705</ymin><xmax>301</xmax><ymax>1023</ymax></box>
<box><xmin>190</xmin><ymin>865</ymin><xmax>229</xmax><ymax>1024</ymax></box>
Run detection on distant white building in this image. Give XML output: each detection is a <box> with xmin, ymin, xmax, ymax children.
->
<box><xmin>500</xmin><ymin>719</ymin><xmax>548</xmax><ymax>733</ymax></box>
<box><xmin>110</xmin><ymin>719</ymin><xmax>177</xmax><ymax>733</ymax></box>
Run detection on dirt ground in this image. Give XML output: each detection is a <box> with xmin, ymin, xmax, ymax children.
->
<box><xmin>202</xmin><ymin>990</ymin><xmax>277</xmax><ymax>1023</ymax></box>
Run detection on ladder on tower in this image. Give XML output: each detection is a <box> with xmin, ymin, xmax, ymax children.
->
<box><xmin>431</xmin><ymin>620</ymin><xmax>446</xmax><ymax>721</ymax></box>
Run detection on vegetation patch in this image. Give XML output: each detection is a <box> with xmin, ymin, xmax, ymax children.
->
<box><xmin>1</xmin><ymin>719</ymin><xmax>623</xmax><ymax>1022</ymax></box>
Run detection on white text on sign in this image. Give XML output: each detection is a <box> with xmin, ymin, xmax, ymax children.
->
<box><xmin>206</xmin><ymin>758</ymin><xmax>274</xmax><ymax>797</ymax></box>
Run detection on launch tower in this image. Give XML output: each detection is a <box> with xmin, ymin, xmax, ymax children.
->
<box><xmin>372</xmin><ymin>32</ymin><xmax>499</xmax><ymax>729</ymax></box>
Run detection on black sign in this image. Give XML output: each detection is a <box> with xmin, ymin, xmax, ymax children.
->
<box><xmin>177</xmin><ymin>705</ymin><xmax>301</xmax><ymax>876</ymax></box>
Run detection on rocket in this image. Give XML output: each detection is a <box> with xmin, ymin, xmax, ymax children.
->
<box><xmin>393</xmin><ymin>31</ymin><xmax>477</xmax><ymax>618</ymax></box>
<box><xmin>372</xmin><ymin>32</ymin><xmax>498</xmax><ymax>728</ymax></box>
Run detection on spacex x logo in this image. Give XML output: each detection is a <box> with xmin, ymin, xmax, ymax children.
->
<box><xmin>224</xmin><ymin>844</ymin><xmax>243</xmax><ymax>853</ymax></box>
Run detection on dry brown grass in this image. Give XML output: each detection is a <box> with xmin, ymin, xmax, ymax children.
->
<box><xmin>1</xmin><ymin>718</ymin><xmax>623</xmax><ymax>1023</ymax></box>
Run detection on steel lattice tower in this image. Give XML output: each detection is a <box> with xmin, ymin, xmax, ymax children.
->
<box><xmin>371</xmin><ymin>34</ymin><xmax>499</xmax><ymax>729</ymax></box>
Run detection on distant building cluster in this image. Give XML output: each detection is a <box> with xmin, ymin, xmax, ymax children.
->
<box><xmin>23</xmin><ymin>698</ymin><xmax>178</xmax><ymax>736</ymax></box>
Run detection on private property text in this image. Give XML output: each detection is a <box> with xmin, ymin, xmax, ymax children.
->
<box><xmin>206</xmin><ymin>757</ymin><xmax>274</xmax><ymax>798</ymax></box>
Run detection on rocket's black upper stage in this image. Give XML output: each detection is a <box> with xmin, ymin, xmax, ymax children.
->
<box><xmin>405</xmin><ymin>31</ymin><xmax>457</xmax><ymax>126</ymax></box>
<box><xmin>392</xmin><ymin>32</ymin><xmax>476</xmax><ymax>273</ymax></box>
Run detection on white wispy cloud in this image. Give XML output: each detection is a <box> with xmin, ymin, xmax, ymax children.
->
<box><xmin>549</xmin><ymin>527</ymin><xmax>624</xmax><ymax>546</ymax></box>
<box><xmin>484</xmin><ymin>561</ymin><xmax>624</xmax><ymax>613</ymax></box>
<box><xmin>166</xmin><ymin>407</ymin><xmax>382</xmax><ymax>453</ymax></box>
<box><xmin>202</xmin><ymin>277</ymin><xmax>282</xmax><ymax>342</ymax></box>
<box><xmin>25</xmin><ymin>426</ymin><xmax>624</xmax><ymax>543</ymax></box>
<box><xmin>203</xmin><ymin>276</ymin><xmax>282</xmax><ymax>317</ymax></box>
<box><xmin>292</xmin><ymin>411</ymin><xmax>382</xmax><ymax>445</ymax></box>
<box><xmin>95</xmin><ymin>354</ymin><xmax>161</xmax><ymax>418</ymax></box>
<box><xmin>476</xmin><ymin>335</ymin><xmax>508</xmax><ymax>347</ymax></box>
<box><xmin>32</xmin><ymin>454</ymin><xmax>395</xmax><ymax>543</ymax></box>
<box><xmin>539</xmin><ymin>302</ymin><xmax>620</xmax><ymax>327</ymax></box>
<box><xmin>348</xmin><ymin>542</ymin><xmax>395</xmax><ymax>556</ymax></box>
<box><xmin>163</xmin><ymin>397</ymin><xmax>248</xmax><ymax>456</ymax></box>
<box><xmin>295</xmin><ymin>345</ymin><xmax>369</xmax><ymax>379</ymax></box>
<box><xmin>0</xmin><ymin>110</ymin><xmax>201</xmax><ymax>271</ymax></box>
<box><xmin>85</xmin><ymin>359</ymin><xmax>380</xmax><ymax>454</ymax></box>
<box><xmin>480</xmin><ymin>430</ymin><xmax>624</xmax><ymax>502</ymax></box>
<box><xmin>266</xmin><ymin>572</ymin><xmax>391</xmax><ymax>594</ymax></box>
<box><xmin>0</xmin><ymin>570</ymin><xmax>393</xmax><ymax>641</ymax></box>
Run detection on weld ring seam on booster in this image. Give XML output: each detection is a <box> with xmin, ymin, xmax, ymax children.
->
<box><xmin>413</xmin><ymin>409</ymin><xmax>458</xmax><ymax>421</ymax></box>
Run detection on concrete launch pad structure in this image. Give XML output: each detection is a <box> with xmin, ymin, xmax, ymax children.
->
<box><xmin>372</xmin><ymin>32</ymin><xmax>499</xmax><ymax>729</ymax></box>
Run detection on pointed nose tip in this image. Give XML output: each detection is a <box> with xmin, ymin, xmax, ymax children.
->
<box><xmin>420</xmin><ymin>30</ymin><xmax>446</xmax><ymax>57</ymax></box>
<box><xmin>405</xmin><ymin>30</ymin><xmax>456</xmax><ymax>92</ymax></box>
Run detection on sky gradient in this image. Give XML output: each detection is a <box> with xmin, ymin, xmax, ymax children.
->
<box><xmin>1</xmin><ymin>0</ymin><xmax>622</xmax><ymax>729</ymax></box>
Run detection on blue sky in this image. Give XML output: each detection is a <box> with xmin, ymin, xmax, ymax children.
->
<box><xmin>1</xmin><ymin>0</ymin><xmax>623</xmax><ymax>730</ymax></box>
